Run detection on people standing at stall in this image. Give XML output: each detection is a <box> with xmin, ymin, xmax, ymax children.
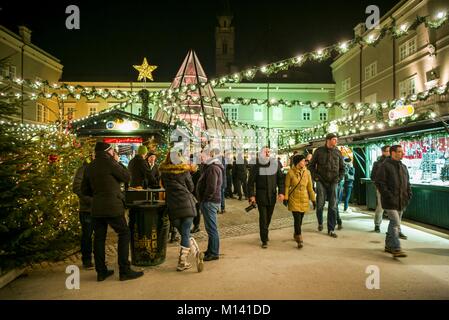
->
<box><xmin>247</xmin><ymin>146</ymin><xmax>285</xmax><ymax>248</ymax></box>
<box><xmin>308</xmin><ymin>133</ymin><xmax>345</xmax><ymax>238</ymax></box>
<box><xmin>72</xmin><ymin>153</ymin><xmax>94</xmax><ymax>270</ymax></box>
<box><xmin>145</xmin><ymin>152</ymin><xmax>160</xmax><ymax>189</ymax></box>
<box><xmin>160</xmin><ymin>151</ymin><xmax>204</xmax><ymax>272</ymax></box>
<box><xmin>128</xmin><ymin>145</ymin><xmax>153</xmax><ymax>188</ymax></box>
<box><xmin>197</xmin><ymin>148</ymin><xmax>223</xmax><ymax>261</ymax></box>
<box><xmin>81</xmin><ymin>142</ymin><xmax>143</xmax><ymax>281</ymax></box>
<box><xmin>375</xmin><ymin>145</ymin><xmax>411</xmax><ymax>258</ymax></box>
<box><xmin>370</xmin><ymin>145</ymin><xmax>390</xmax><ymax>233</ymax></box>
<box><xmin>283</xmin><ymin>154</ymin><xmax>316</xmax><ymax>249</ymax></box>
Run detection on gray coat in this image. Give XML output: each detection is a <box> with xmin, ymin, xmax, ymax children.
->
<box><xmin>81</xmin><ymin>152</ymin><xmax>131</xmax><ymax>218</ymax></box>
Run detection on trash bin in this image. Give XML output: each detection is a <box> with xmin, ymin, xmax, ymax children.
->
<box><xmin>126</xmin><ymin>189</ymin><xmax>169</xmax><ymax>266</ymax></box>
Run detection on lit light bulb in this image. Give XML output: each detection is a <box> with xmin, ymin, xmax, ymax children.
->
<box><xmin>261</xmin><ymin>66</ymin><xmax>268</xmax><ymax>73</ymax></box>
<box><xmin>316</xmin><ymin>49</ymin><xmax>323</xmax><ymax>56</ymax></box>
<box><xmin>400</xmin><ymin>24</ymin><xmax>408</xmax><ymax>32</ymax></box>
<box><xmin>436</xmin><ymin>11</ymin><xmax>446</xmax><ymax>19</ymax></box>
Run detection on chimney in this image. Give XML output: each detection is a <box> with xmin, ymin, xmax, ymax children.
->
<box><xmin>353</xmin><ymin>23</ymin><xmax>366</xmax><ymax>38</ymax></box>
<box><xmin>18</xmin><ymin>26</ymin><xmax>32</xmax><ymax>44</ymax></box>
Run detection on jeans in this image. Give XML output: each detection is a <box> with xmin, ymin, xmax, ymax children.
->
<box><xmin>316</xmin><ymin>180</ymin><xmax>338</xmax><ymax>232</ymax></box>
<box><xmin>385</xmin><ymin>209</ymin><xmax>404</xmax><ymax>250</ymax></box>
<box><xmin>292</xmin><ymin>212</ymin><xmax>305</xmax><ymax>235</ymax></box>
<box><xmin>201</xmin><ymin>201</ymin><xmax>220</xmax><ymax>257</ymax></box>
<box><xmin>221</xmin><ymin>187</ymin><xmax>226</xmax><ymax>211</ymax></box>
<box><xmin>93</xmin><ymin>215</ymin><xmax>131</xmax><ymax>274</ymax></box>
<box><xmin>172</xmin><ymin>217</ymin><xmax>194</xmax><ymax>248</ymax></box>
<box><xmin>343</xmin><ymin>180</ymin><xmax>353</xmax><ymax>211</ymax></box>
<box><xmin>336</xmin><ymin>180</ymin><xmax>345</xmax><ymax>225</ymax></box>
<box><xmin>79</xmin><ymin>212</ymin><xmax>94</xmax><ymax>265</ymax></box>
<box><xmin>374</xmin><ymin>189</ymin><xmax>384</xmax><ymax>227</ymax></box>
<box><xmin>258</xmin><ymin>205</ymin><xmax>276</xmax><ymax>243</ymax></box>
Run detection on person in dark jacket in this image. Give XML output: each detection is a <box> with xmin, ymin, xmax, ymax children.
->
<box><xmin>190</xmin><ymin>154</ymin><xmax>203</xmax><ymax>233</ymax></box>
<box><xmin>197</xmin><ymin>148</ymin><xmax>223</xmax><ymax>261</ymax></box>
<box><xmin>128</xmin><ymin>145</ymin><xmax>154</xmax><ymax>189</ymax></box>
<box><xmin>160</xmin><ymin>151</ymin><xmax>204</xmax><ymax>272</ymax></box>
<box><xmin>308</xmin><ymin>133</ymin><xmax>344</xmax><ymax>237</ymax></box>
<box><xmin>72</xmin><ymin>155</ymin><xmax>94</xmax><ymax>269</ymax></box>
<box><xmin>247</xmin><ymin>146</ymin><xmax>285</xmax><ymax>248</ymax></box>
<box><xmin>145</xmin><ymin>152</ymin><xmax>160</xmax><ymax>189</ymax></box>
<box><xmin>371</xmin><ymin>145</ymin><xmax>390</xmax><ymax>232</ymax></box>
<box><xmin>232</xmin><ymin>152</ymin><xmax>248</xmax><ymax>201</ymax></box>
<box><xmin>225</xmin><ymin>153</ymin><xmax>234</xmax><ymax>198</ymax></box>
<box><xmin>375</xmin><ymin>145</ymin><xmax>411</xmax><ymax>258</ymax></box>
<box><xmin>81</xmin><ymin>141</ymin><xmax>143</xmax><ymax>282</ymax></box>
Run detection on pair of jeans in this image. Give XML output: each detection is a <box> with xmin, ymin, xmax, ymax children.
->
<box><xmin>79</xmin><ymin>212</ymin><xmax>94</xmax><ymax>265</ymax></box>
<box><xmin>316</xmin><ymin>180</ymin><xmax>338</xmax><ymax>232</ymax></box>
<box><xmin>343</xmin><ymin>180</ymin><xmax>353</xmax><ymax>211</ymax></box>
<box><xmin>172</xmin><ymin>217</ymin><xmax>194</xmax><ymax>248</ymax></box>
<box><xmin>93</xmin><ymin>215</ymin><xmax>131</xmax><ymax>274</ymax></box>
<box><xmin>292</xmin><ymin>212</ymin><xmax>305</xmax><ymax>235</ymax></box>
<box><xmin>258</xmin><ymin>204</ymin><xmax>276</xmax><ymax>243</ymax></box>
<box><xmin>385</xmin><ymin>209</ymin><xmax>404</xmax><ymax>250</ymax></box>
<box><xmin>374</xmin><ymin>189</ymin><xmax>384</xmax><ymax>227</ymax></box>
<box><xmin>336</xmin><ymin>180</ymin><xmax>345</xmax><ymax>225</ymax></box>
<box><xmin>200</xmin><ymin>201</ymin><xmax>220</xmax><ymax>257</ymax></box>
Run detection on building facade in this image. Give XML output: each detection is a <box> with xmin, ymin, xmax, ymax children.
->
<box><xmin>0</xmin><ymin>25</ymin><xmax>63</xmax><ymax>124</ymax></box>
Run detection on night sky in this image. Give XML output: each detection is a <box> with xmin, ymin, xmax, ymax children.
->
<box><xmin>1</xmin><ymin>0</ymin><xmax>400</xmax><ymax>83</ymax></box>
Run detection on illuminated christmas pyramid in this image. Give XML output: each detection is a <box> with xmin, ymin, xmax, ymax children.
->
<box><xmin>154</xmin><ymin>50</ymin><xmax>232</xmax><ymax>135</ymax></box>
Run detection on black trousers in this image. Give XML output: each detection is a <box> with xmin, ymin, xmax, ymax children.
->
<box><xmin>93</xmin><ymin>215</ymin><xmax>131</xmax><ymax>274</ymax></box>
<box><xmin>79</xmin><ymin>212</ymin><xmax>94</xmax><ymax>265</ymax></box>
<box><xmin>193</xmin><ymin>202</ymin><xmax>201</xmax><ymax>227</ymax></box>
<box><xmin>258</xmin><ymin>204</ymin><xmax>275</xmax><ymax>243</ymax></box>
<box><xmin>292</xmin><ymin>212</ymin><xmax>305</xmax><ymax>235</ymax></box>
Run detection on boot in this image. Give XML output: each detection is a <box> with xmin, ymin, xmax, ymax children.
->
<box><xmin>294</xmin><ymin>234</ymin><xmax>303</xmax><ymax>249</ymax></box>
<box><xmin>190</xmin><ymin>237</ymin><xmax>204</xmax><ymax>272</ymax></box>
<box><xmin>177</xmin><ymin>246</ymin><xmax>192</xmax><ymax>271</ymax></box>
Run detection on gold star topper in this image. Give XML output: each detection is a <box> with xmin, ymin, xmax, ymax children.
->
<box><xmin>133</xmin><ymin>57</ymin><xmax>157</xmax><ymax>82</ymax></box>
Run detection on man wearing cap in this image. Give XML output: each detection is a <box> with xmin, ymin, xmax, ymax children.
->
<box><xmin>308</xmin><ymin>133</ymin><xmax>345</xmax><ymax>238</ymax></box>
<box><xmin>128</xmin><ymin>145</ymin><xmax>153</xmax><ymax>189</ymax></box>
<box><xmin>81</xmin><ymin>142</ymin><xmax>143</xmax><ymax>281</ymax></box>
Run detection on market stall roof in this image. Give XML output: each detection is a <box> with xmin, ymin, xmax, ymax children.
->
<box><xmin>71</xmin><ymin>109</ymin><xmax>171</xmax><ymax>137</ymax></box>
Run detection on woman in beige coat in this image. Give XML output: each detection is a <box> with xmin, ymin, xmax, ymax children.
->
<box><xmin>284</xmin><ymin>154</ymin><xmax>316</xmax><ymax>248</ymax></box>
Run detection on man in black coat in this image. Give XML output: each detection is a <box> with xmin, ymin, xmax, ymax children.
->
<box><xmin>375</xmin><ymin>145</ymin><xmax>411</xmax><ymax>258</ymax></box>
<box><xmin>370</xmin><ymin>145</ymin><xmax>390</xmax><ymax>232</ymax></box>
<box><xmin>308</xmin><ymin>133</ymin><xmax>344</xmax><ymax>237</ymax></box>
<box><xmin>128</xmin><ymin>145</ymin><xmax>154</xmax><ymax>188</ymax></box>
<box><xmin>72</xmin><ymin>155</ymin><xmax>94</xmax><ymax>269</ymax></box>
<box><xmin>248</xmin><ymin>146</ymin><xmax>285</xmax><ymax>248</ymax></box>
<box><xmin>146</xmin><ymin>152</ymin><xmax>160</xmax><ymax>188</ymax></box>
<box><xmin>82</xmin><ymin>142</ymin><xmax>143</xmax><ymax>282</ymax></box>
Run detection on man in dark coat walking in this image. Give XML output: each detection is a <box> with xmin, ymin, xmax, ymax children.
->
<box><xmin>82</xmin><ymin>142</ymin><xmax>143</xmax><ymax>281</ymax></box>
<box><xmin>308</xmin><ymin>133</ymin><xmax>344</xmax><ymax>237</ymax></box>
<box><xmin>72</xmin><ymin>155</ymin><xmax>94</xmax><ymax>269</ymax></box>
<box><xmin>233</xmin><ymin>152</ymin><xmax>248</xmax><ymax>201</ymax></box>
<box><xmin>247</xmin><ymin>146</ymin><xmax>285</xmax><ymax>248</ymax></box>
<box><xmin>375</xmin><ymin>145</ymin><xmax>411</xmax><ymax>258</ymax></box>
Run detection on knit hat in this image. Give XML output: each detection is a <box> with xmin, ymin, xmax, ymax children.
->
<box><xmin>292</xmin><ymin>154</ymin><xmax>306</xmax><ymax>167</ymax></box>
<box><xmin>95</xmin><ymin>142</ymin><xmax>112</xmax><ymax>152</ymax></box>
<box><xmin>137</xmin><ymin>145</ymin><xmax>148</xmax><ymax>156</ymax></box>
<box><xmin>326</xmin><ymin>133</ymin><xmax>337</xmax><ymax>140</ymax></box>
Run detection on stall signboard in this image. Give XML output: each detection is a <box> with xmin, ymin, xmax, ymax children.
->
<box><xmin>106</xmin><ymin>119</ymin><xmax>140</xmax><ymax>131</ymax></box>
<box><xmin>388</xmin><ymin>103</ymin><xmax>414</xmax><ymax>120</ymax></box>
<box><xmin>103</xmin><ymin>137</ymin><xmax>143</xmax><ymax>144</ymax></box>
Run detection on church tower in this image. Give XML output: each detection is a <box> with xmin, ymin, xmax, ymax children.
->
<box><xmin>215</xmin><ymin>2</ymin><xmax>235</xmax><ymax>76</ymax></box>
